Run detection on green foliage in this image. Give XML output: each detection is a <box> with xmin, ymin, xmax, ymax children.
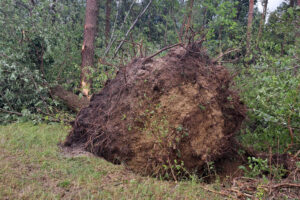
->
<box><xmin>0</xmin><ymin>0</ymin><xmax>86</xmax><ymax>122</ymax></box>
<box><xmin>236</xmin><ymin>50</ymin><xmax>300</xmax><ymax>153</ymax></box>
<box><xmin>239</xmin><ymin>157</ymin><xmax>287</xmax><ymax>180</ymax></box>
<box><xmin>0</xmin><ymin>60</ymin><xmax>49</xmax><ymax>123</ymax></box>
<box><xmin>239</xmin><ymin>157</ymin><xmax>269</xmax><ymax>178</ymax></box>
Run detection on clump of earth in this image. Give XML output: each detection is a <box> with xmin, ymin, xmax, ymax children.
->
<box><xmin>64</xmin><ymin>42</ymin><xmax>246</xmax><ymax>179</ymax></box>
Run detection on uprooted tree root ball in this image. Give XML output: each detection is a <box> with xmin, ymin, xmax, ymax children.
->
<box><xmin>64</xmin><ymin>42</ymin><xmax>247</xmax><ymax>179</ymax></box>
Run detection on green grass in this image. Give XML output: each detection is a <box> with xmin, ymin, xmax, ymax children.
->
<box><xmin>0</xmin><ymin>122</ymin><xmax>223</xmax><ymax>200</ymax></box>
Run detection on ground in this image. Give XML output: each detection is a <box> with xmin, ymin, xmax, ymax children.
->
<box><xmin>0</xmin><ymin>122</ymin><xmax>224</xmax><ymax>200</ymax></box>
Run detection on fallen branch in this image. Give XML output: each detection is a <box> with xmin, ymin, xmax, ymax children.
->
<box><xmin>228</xmin><ymin>188</ymin><xmax>253</xmax><ymax>199</ymax></box>
<box><xmin>98</xmin><ymin>58</ymin><xmax>115</xmax><ymax>67</ymax></box>
<box><xmin>114</xmin><ymin>0</ymin><xmax>153</xmax><ymax>56</ymax></box>
<box><xmin>271</xmin><ymin>183</ymin><xmax>300</xmax><ymax>189</ymax></box>
<box><xmin>197</xmin><ymin>185</ymin><xmax>238</xmax><ymax>200</ymax></box>
<box><xmin>0</xmin><ymin>108</ymin><xmax>22</xmax><ymax>116</ymax></box>
<box><xmin>142</xmin><ymin>43</ymin><xmax>182</xmax><ymax>64</ymax></box>
<box><xmin>50</xmin><ymin>85</ymin><xmax>89</xmax><ymax>112</ymax></box>
<box><xmin>212</xmin><ymin>48</ymin><xmax>240</xmax><ymax>63</ymax></box>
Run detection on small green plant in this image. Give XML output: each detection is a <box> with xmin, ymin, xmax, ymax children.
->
<box><xmin>255</xmin><ymin>184</ymin><xmax>267</xmax><ymax>200</ymax></box>
<box><xmin>121</xmin><ymin>114</ymin><xmax>127</xmax><ymax>120</ymax></box>
<box><xmin>239</xmin><ymin>157</ymin><xmax>287</xmax><ymax>179</ymax></box>
<box><xmin>296</xmin><ymin>162</ymin><xmax>300</xmax><ymax>169</ymax></box>
<box><xmin>198</xmin><ymin>104</ymin><xmax>206</xmax><ymax>111</ymax></box>
<box><xmin>162</xmin><ymin>159</ymin><xmax>191</xmax><ymax>180</ymax></box>
<box><xmin>57</xmin><ymin>180</ymin><xmax>71</xmax><ymax>188</ymax></box>
<box><xmin>239</xmin><ymin>157</ymin><xmax>269</xmax><ymax>178</ymax></box>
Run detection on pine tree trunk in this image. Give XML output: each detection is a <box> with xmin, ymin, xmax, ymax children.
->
<box><xmin>51</xmin><ymin>86</ymin><xmax>89</xmax><ymax>112</ymax></box>
<box><xmin>257</xmin><ymin>0</ymin><xmax>268</xmax><ymax>47</ymax></box>
<box><xmin>246</xmin><ymin>0</ymin><xmax>254</xmax><ymax>56</ymax></box>
<box><xmin>80</xmin><ymin>0</ymin><xmax>99</xmax><ymax>97</ymax></box>
<box><xmin>105</xmin><ymin>0</ymin><xmax>112</xmax><ymax>47</ymax></box>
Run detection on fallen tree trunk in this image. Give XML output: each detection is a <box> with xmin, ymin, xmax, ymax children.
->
<box><xmin>51</xmin><ymin>85</ymin><xmax>89</xmax><ymax>112</ymax></box>
<box><xmin>64</xmin><ymin>41</ymin><xmax>246</xmax><ymax>179</ymax></box>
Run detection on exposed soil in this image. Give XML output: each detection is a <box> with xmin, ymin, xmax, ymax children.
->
<box><xmin>59</xmin><ymin>143</ymin><xmax>94</xmax><ymax>158</ymax></box>
<box><xmin>64</xmin><ymin>42</ymin><xmax>247</xmax><ymax>179</ymax></box>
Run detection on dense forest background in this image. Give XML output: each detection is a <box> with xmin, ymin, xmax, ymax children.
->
<box><xmin>0</xmin><ymin>0</ymin><xmax>299</xmax><ymax>155</ymax></box>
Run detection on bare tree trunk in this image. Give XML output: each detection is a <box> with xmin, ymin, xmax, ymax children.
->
<box><xmin>80</xmin><ymin>0</ymin><xmax>99</xmax><ymax>97</ymax></box>
<box><xmin>105</xmin><ymin>0</ymin><xmax>112</xmax><ymax>47</ymax></box>
<box><xmin>179</xmin><ymin>17</ymin><xmax>187</xmax><ymax>41</ymax></box>
<box><xmin>246</xmin><ymin>0</ymin><xmax>254</xmax><ymax>56</ymax></box>
<box><xmin>257</xmin><ymin>0</ymin><xmax>268</xmax><ymax>47</ymax></box>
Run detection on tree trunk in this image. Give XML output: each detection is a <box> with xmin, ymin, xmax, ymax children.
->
<box><xmin>105</xmin><ymin>0</ymin><xmax>112</xmax><ymax>47</ymax></box>
<box><xmin>51</xmin><ymin>86</ymin><xmax>89</xmax><ymax>112</ymax></box>
<box><xmin>246</xmin><ymin>0</ymin><xmax>254</xmax><ymax>56</ymax></box>
<box><xmin>80</xmin><ymin>0</ymin><xmax>99</xmax><ymax>97</ymax></box>
<box><xmin>256</xmin><ymin>0</ymin><xmax>268</xmax><ymax>47</ymax></box>
<box><xmin>51</xmin><ymin>0</ymin><xmax>57</xmax><ymax>24</ymax></box>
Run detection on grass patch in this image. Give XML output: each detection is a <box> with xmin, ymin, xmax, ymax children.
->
<box><xmin>0</xmin><ymin>122</ymin><xmax>223</xmax><ymax>199</ymax></box>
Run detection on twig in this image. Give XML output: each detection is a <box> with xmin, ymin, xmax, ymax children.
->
<box><xmin>283</xmin><ymin>116</ymin><xmax>294</xmax><ymax>153</ymax></box>
<box><xmin>228</xmin><ymin>188</ymin><xmax>253</xmax><ymax>199</ymax></box>
<box><xmin>98</xmin><ymin>58</ymin><xmax>114</xmax><ymax>67</ymax></box>
<box><xmin>142</xmin><ymin>43</ymin><xmax>182</xmax><ymax>64</ymax></box>
<box><xmin>271</xmin><ymin>183</ymin><xmax>300</xmax><ymax>189</ymax></box>
<box><xmin>197</xmin><ymin>185</ymin><xmax>238</xmax><ymax>200</ymax></box>
<box><xmin>167</xmin><ymin>158</ymin><xmax>177</xmax><ymax>182</ymax></box>
<box><xmin>294</xmin><ymin>150</ymin><xmax>300</xmax><ymax>158</ymax></box>
<box><xmin>114</xmin><ymin>0</ymin><xmax>153</xmax><ymax>56</ymax></box>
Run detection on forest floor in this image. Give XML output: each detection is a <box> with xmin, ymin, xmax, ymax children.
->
<box><xmin>0</xmin><ymin>123</ymin><xmax>224</xmax><ymax>200</ymax></box>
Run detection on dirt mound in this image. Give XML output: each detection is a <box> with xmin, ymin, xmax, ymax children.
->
<box><xmin>64</xmin><ymin>42</ymin><xmax>246</xmax><ymax>178</ymax></box>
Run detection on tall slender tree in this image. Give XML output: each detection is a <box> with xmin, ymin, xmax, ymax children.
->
<box><xmin>246</xmin><ymin>0</ymin><xmax>254</xmax><ymax>56</ymax></box>
<box><xmin>80</xmin><ymin>0</ymin><xmax>99</xmax><ymax>97</ymax></box>
<box><xmin>105</xmin><ymin>0</ymin><xmax>112</xmax><ymax>47</ymax></box>
<box><xmin>257</xmin><ymin>0</ymin><xmax>268</xmax><ymax>47</ymax></box>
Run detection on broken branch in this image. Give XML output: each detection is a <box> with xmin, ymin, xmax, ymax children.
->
<box><xmin>143</xmin><ymin>43</ymin><xmax>182</xmax><ymax>64</ymax></box>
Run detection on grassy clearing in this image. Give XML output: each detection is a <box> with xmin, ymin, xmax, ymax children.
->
<box><xmin>0</xmin><ymin>122</ymin><xmax>223</xmax><ymax>200</ymax></box>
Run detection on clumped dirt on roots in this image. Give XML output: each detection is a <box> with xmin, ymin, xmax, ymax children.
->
<box><xmin>64</xmin><ymin>42</ymin><xmax>246</xmax><ymax>178</ymax></box>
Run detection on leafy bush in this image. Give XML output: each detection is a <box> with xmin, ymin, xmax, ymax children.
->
<box><xmin>0</xmin><ymin>60</ymin><xmax>50</xmax><ymax>123</ymax></box>
<box><xmin>235</xmin><ymin>51</ymin><xmax>300</xmax><ymax>153</ymax></box>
